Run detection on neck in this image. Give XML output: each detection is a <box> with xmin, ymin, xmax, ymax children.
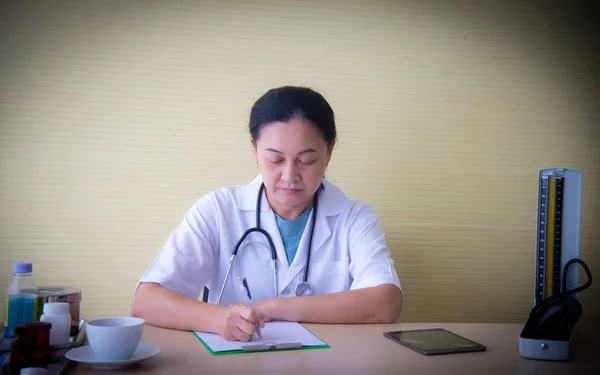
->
<box><xmin>267</xmin><ymin>195</ymin><xmax>313</xmax><ymax>221</ymax></box>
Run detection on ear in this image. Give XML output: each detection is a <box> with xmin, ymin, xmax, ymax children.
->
<box><xmin>250</xmin><ymin>138</ymin><xmax>258</xmax><ymax>163</ymax></box>
<box><xmin>326</xmin><ymin>141</ymin><xmax>335</xmax><ymax>166</ymax></box>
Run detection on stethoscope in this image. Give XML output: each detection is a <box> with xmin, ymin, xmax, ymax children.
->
<box><xmin>216</xmin><ymin>182</ymin><xmax>320</xmax><ymax>305</ymax></box>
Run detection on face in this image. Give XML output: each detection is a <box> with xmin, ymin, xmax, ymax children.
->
<box><xmin>252</xmin><ymin>117</ymin><xmax>333</xmax><ymax>215</ymax></box>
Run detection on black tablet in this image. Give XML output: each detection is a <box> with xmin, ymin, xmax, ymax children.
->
<box><xmin>384</xmin><ymin>328</ymin><xmax>487</xmax><ymax>355</ymax></box>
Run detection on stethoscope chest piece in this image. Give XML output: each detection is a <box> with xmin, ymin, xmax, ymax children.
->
<box><xmin>295</xmin><ymin>281</ymin><xmax>314</xmax><ymax>297</ymax></box>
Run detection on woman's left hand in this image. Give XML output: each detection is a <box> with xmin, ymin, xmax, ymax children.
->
<box><xmin>252</xmin><ymin>299</ymin><xmax>278</xmax><ymax>323</ymax></box>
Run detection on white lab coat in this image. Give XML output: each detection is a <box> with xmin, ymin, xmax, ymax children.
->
<box><xmin>135</xmin><ymin>175</ymin><xmax>401</xmax><ymax>307</ymax></box>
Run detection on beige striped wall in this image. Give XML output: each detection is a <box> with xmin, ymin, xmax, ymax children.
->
<box><xmin>1</xmin><ymin>0</ymin><xmax>598</xmax><ymax>324</ymax></box>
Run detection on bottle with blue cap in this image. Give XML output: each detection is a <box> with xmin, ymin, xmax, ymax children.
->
<box><xmin>3</xmin><ymin>262</ymin><xmax>43</xmax><ymax>339</ymax></box>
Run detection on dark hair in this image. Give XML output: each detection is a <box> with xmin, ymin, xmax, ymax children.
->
<box><xmin>249</xmin><ymin>86</ymin><xmax>336</xmax><ymax>147</ymax></box>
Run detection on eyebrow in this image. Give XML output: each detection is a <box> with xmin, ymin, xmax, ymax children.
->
<box><xmin>265</xmin><ymin>148</ymin><xmax>317</xmax><ymax>155</ymax></box>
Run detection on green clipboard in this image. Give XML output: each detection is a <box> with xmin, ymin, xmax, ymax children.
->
<box><xmin>192</xmin><ymin>325</ymin><xmax>330</xmax><ymax>356</ymax></box>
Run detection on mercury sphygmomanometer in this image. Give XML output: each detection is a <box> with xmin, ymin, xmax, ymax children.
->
<box><xmin>519</xmin><ymin>258</ymin><xmax>592</xmax><ymax>360</ymax></box>
<box><xmin>519</xmin><ymin>168</ymin><xmax>593</xmax><ymax>361</ymax></box>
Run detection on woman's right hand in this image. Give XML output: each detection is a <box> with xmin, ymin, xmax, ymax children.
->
<box><xmin>216</xmin><ymin>303</ymin><xmax>265</xmax><ymax>341</ymax></box>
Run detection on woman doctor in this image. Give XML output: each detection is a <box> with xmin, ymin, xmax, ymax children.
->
<box><xmin>132</xmin><ymin>86</ymin><xmax>403</xmax><ymax>342</ymax></box>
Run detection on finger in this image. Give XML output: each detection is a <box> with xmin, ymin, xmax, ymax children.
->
<box><xmin>244</xmin><ymin>307</ymin><xmax>265</xmax><ymax>328</ymax></box>
<box><xmin>237</xmin><ymin>305</ymin><xmax>258</xmax><ymax>324</ymax></box>
<box><xmin>236</xmin><ymin>316</ymin><xmax>257</xmax><ymax>336</ymax></box>
<box><xmin>243</xmin><ymin>308</ymin><xmax>264</xmax><ymax>330</ymax></box>
<box><xmin>232</xmin><ymin>325</ymin><xmax>253</xmax><ymax>342</ymax></box>
<box><xmin>222</xmin><ymin>317</ymin><xmax>252</xmax><ymax>342</ymax></box>
<box><xmin>222</xmin><ymin>305</ymin><xmax>252</xmax><ymax>340</ymax></box>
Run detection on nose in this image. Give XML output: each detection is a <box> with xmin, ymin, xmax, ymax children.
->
<box><xmin>282</xmin><ymin>161</ymin><xmax>299</xmax><ymax>182</ymax></box>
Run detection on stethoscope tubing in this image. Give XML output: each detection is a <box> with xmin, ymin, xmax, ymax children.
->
<box><xmin>216</xmin><ymin>183</ymin><xmax>320</xmax><ymax>305</ymax></box>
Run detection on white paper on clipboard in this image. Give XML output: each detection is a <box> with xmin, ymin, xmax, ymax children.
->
<box><xmin>194</xmin><ymin>321</ymin><xmax>327</xmax><ymax>353</ymax></box>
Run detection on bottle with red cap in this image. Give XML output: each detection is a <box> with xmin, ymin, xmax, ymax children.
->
<box><xmin>3</xmin><ymin>262</ymin><xmax>43</xmax><ymax>339</ymax></box>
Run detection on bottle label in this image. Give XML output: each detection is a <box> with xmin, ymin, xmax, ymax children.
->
<box><xmin>3</xmin><ymin>294</ymin><xmax>39</xmax><ymax>339</ymax></box>
<box><xmin>34</xmin><ymin>295</ymin><xmax>43</xmax><ymax>321</ymax></box>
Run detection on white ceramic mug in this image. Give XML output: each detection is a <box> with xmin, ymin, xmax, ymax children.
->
<box><xmin>85</xmin><ymin>317</ymin><xmax>144</xmax><ymax>361</ymax></box>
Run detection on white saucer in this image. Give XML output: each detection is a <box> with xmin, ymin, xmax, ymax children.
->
<box><xmin>65</xmin><ymin>342</ymin><xmax>162</xmax><ymax>370</ymax></box>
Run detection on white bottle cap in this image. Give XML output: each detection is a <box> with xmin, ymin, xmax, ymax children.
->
<box><xmin>43</xmin><ymin>302</ymin><xmax>70</xmax><ymax>315</ymax></box>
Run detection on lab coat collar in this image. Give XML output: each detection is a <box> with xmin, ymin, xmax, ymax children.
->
<box><xmin>236</xmin><ymin>174</ymin><xmax>348</xmax><ymax>217</ymax></box>
<box><xmin>237</xmin><ymin>175</ymin><xmax>350</xmax><ymax>293</ymax></box>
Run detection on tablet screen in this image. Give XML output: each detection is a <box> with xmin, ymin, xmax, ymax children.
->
<box><xmin>385</xmin><ymin>329</ymin><xmax>485</xmax><ymax>353</ymax></box>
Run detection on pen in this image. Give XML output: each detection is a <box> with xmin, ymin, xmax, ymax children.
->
<box><xmin>237</xmin><ymin>277</ymin><xmax>262</xmax><ymax>339</ymax></box>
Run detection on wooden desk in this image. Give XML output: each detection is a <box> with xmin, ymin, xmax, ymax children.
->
<box><xmin>68</xmin><ymin>322</ymin><xmax>597</xmax><ymax>375</ymax></box>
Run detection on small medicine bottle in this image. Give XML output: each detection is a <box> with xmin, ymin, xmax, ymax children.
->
<box><xmin>39</xmin><ymin>303</ymin><xmax>71</xmax><ymax>346</ymax></box>
<box><xmin>9</xmin><ymin>321</ymin><xmax>51</xmax><ymax>374</ymax></box>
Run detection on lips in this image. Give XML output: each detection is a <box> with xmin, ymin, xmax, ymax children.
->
<box><xmin>281</xmin><ymin>188</ymin><xmax>302</xmax><ymax>194</ymax></box>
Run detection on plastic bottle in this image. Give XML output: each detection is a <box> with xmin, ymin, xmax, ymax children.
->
<box><xmin>39</xmin><ymin>302</ymin><xmax>71</xmax><ymax>346</ymax></box>
<box><xmin>3</xmin><ymin>263</ymin><xmax>43</xmax><ymax>339</ymax></box>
